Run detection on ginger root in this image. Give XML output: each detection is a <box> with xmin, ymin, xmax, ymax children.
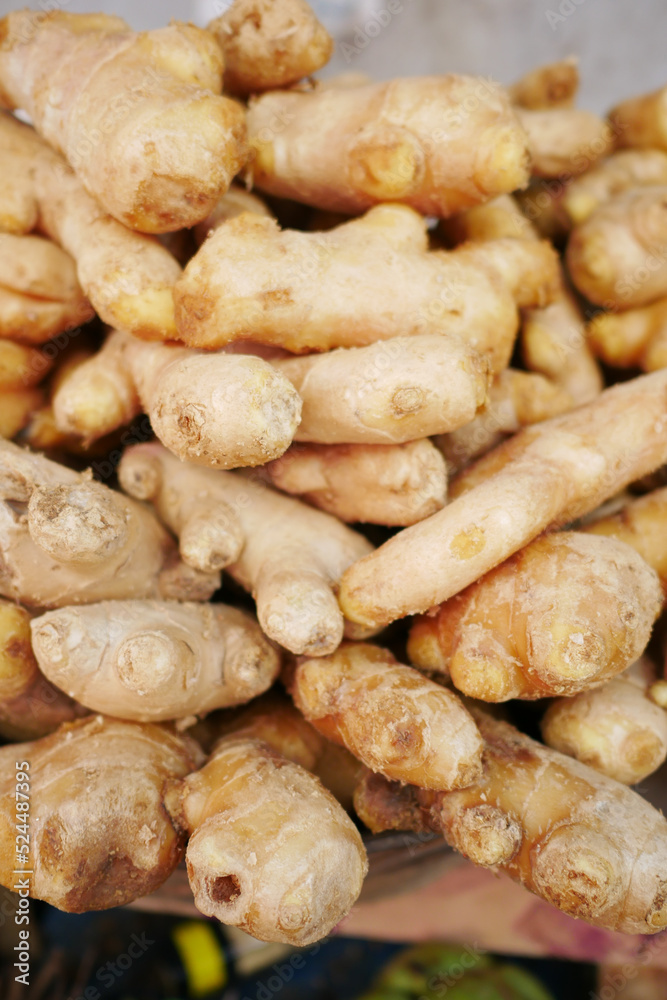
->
<box><xmin>0</xmin><ymin>389</ymin><xmax>44</xmax><ymax>440</ymax></box>
<box><xmin>31</xmin><ymin>601</ymin><xmax>280</xmax><ymax>723</ymax></box>
<box><xmin>610</xmin><ymin>83</ymin><xmax>667</xmax><ymax>152</ymax></box>
<box><xmin>588</xmin><ymin>298</ymin><xmax>667</xmax><ymax>371</ymax></box>
<box><xmin>174</xmin><ymin>204</ymin><xmax>558</xmax><ymax>366</ymax></box>
<box><xmin>265</xmin><ymin>440</ymin><xmax>447</xmax><ymax>526</ymax></box>
<box><xmin>209</xmin><ymin>0</ymin><xmax>332</xmax><ymax>96</ymax></box>
<box><xmin>193</xmin><ymin>184</ymin><xmax>273</xmax><ymax>246</ymax></box>
<box><xmin>584</xmin><ymin>486</ymin><xmax>667</xmax><ymax>593</ymax></box>
<box><xmin>0</xmin><ymin>716</ymin><xmax>201</xmax><ymax>911</ymax></box>
<box><xmin>542</xmin><ymin>659</ymin><xmax>667</xmax><ymax>785</ymax></box>
<box><xmin>407</xmin><ymin>532</ymin><xmax>662</xmax><ymax>701</ymax></box>
<box><xmin>560</xmin><ymin>149</ymin><xmax>667</xmax><ymax>226</ymax></box>
<box><xmin>288</xmin><ymin>642</ymin><xmax>484</xmax><ymax>790</ymax></box>
<box><xmin>0</xmin><ymin>11</ymin><xmax>247</xmax><ymax>232</ymax></box>
<box><xmin>339</xmin><ymin>370</ymin><xmax>667</xmax><ymax>628</ymax></box>
<box><xmin>119</xmin><ymin>443</ymin><xmax>373</xmax><ymax>655</ymax></box>
<box><xmin>354</xmin><ymin>710</ymin><xmax>667</xmax><ymax>935</ymax></box>
<box><xmin>515</xmin><ymin>108</ymin><xmax>613</xmax><ymax>178</ymax></box>
<box><xmin>509</xmin><ymin>58</ymin><xmax>579</xmax><ymax>110</ymax></box>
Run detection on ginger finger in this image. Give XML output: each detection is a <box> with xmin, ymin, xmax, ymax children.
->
<box><xmin>610</xmin><ymin>84</ymin><xmax>667</xmax><ymax>152</ymax></box>
<box><xmin>288</xmin><ymin>642</ymin><xmax>484</xmax><ymax>790</ymax></box>
<box><xmin>509</xmin><ymin>58</ymin><xmax>579</xmax><ymax>110</ymax></box>
<box><xmin>439</xmin><ymin>193</ymin><xmax>538</xmax><ymax>245</ymax></box>
<box><xmin>435</xmin><ymin>368</ymin><xmax>574</xmax><ymax>473</ymax></box>
<box><xmin>355</xmin><ymin>711</ymin><xmax>667</xmax><ymax>935</ymax></box>
<box><xmin>193</xmin><ymin>184</ymin><xmax>273</xmax><ymax>246</ymax></box>
<box><xmin>0</xmin><ymin>122</ymin><xmax>38</xmax><ymax>234</ymax></box>
<box><xmin>0</xmin><ymin>716</ymin><xmax>201</xmax><ymax>911</ymax></box>
<box><xmin>407</xmin><ymin>531</ymin><xmax>662</xmax><ymax>701</ymax></box>
<box><xmin>0</xmin><ymin>287</ymin><xmax>91</xmax><ymax>346</ymax></box>
<box><xmin>119</xmin><ymin>443</ymin><xmax>373</xmax><ymax>656</ymax></box>
<box><xmin>0</xmin><ymin>233</ymin><xmax>88</xmax><ymax>304</ymax></box>
<box><xmin>0</xmin><ymin>599</ymin><xmax>84</xmax><ymax>741</ymax></box>
<box><xmin>560</xmin><ymin>149</ymin><xmax>667</xmax><ymax>225</ymax></box>
<box><xmin>0</xmin><ymin>340</ymin><xmax>52</xmax><ymax>391</ymax></box>
<box><xmin>0</xmin><ymin>439</ymin><xmax>216</xmax><ymax>607</ymax></box>
<box><xmin>516</xmin><ymin>108</ymin><xmax>613</xmax><ymax>178</ymax></box>
<box><xmin>584</xmin><ymin>486</ymin><xmax>667</xmax><ymax>593</ymax></box>
<box><xmin>566</xmin><ymin>185</ymin><xmax>667</xmax><ymax>309</ymax></box>
<box><xmin>209</xmin><ymin>0</ymin><xmax>333</xmax><ymax>96</ymax></box>
<box><xmin>174</xmin><ymin>205</ymin><xmax>558</xmax><ymax>365</ymax></box>
<box><xmin>588</xmin><ymin>298</ymin><xmax>667</xmax><ymax>371</ymax></box>
<box><xmin>245</xmin><ymin>75</ymin><xmax>529</xmax><ymax>216</ymax></box>
<box><xmin>339</xmin><ymin>370</ymin><xmax>667</xmax><ymax>629</ymax></box>
<box><xmin>0</xmin><ymin>12</ymin><xmax>247</xmax><ymax>233</ymax></box>
<box><xmin>541</xmin><ymin>658</ymin><xmax>667</xmax><ymax>785</ymax></box>
<box><xmin>275</xmin><ymin>335</ymin><xmax>489</xmax><ymax>445</ymax></box>
<box><xmin>265</xmin><ymin>440</ymin><xmax>447</xmax><ymax>526</ymax></box>
<box><xmin>0</xmin><ymin>388</ymin><xmax>44</xmax><ymax>440</ymax></box>
<box><xmin>31</xmin><ymin>601</ymin><xmax>280</xmax><ymax>723</ymax></box>
<box><xmin>165</xmin><ymin>732</ymin><xmax>367</xmax><ymax>945</ymax></box>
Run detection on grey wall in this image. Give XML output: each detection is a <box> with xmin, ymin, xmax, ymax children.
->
<box><xmin>0</xmin><ymin>0</ymin><xmax>663</xmax><ymax>114</ymax></box>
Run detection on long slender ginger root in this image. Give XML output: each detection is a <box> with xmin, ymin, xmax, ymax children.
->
<box><xmin>0</xmin><ymin>11</ymin><xmax>248</xmax><ymax>232</ymax></box>
<box><xmin>31</xmin><ymin>601</ymin><xmax>280</xmax><ymax>723</ymax></box>
<box><xmin>174</xmin><ymin>204</ymin><xmax>558</xmax><ymax>366</ymax></box>
<box><xmin>0</xmin><ymin>599</ymin><xmax>84</xmax><ymax>741</ymax></box>
<box><xmin>435</xmin><ymin>369</ymin><xmax>574</xmax><ymax>472</ymax></box>
<box><xmin>275</xmin><ymin>335</ymin><xmax>489</xmax><ymax>445</ymax></box>
<box><xmin>584</xmin><ymin>487</ymin><xmax>667</xmax><ymax>593</ymax></box>
<box><xmin>354</xmin><ymin>710</ymin><xmax>667</xmax><ymax>935</ymax></box>
<box><xmin>52</xmin><ymin>329</ymin><xmax>301</xmax><ymax>468</ymax></box>
<box><xmin>509</xmin><ymin>58</ymin><xmax>579</xmax><ymax>110</ymax></box>
<box><xmin>265</xmin><ymin>440</ymin><xmax>447</xmax><ymax>526</ymax></box>
<box><xmin>610</xmin><ymin>84</ymin><xmax>667</xmax><ymax>152</ymax></box>
<box><xmin>119</xmin><ymin>443</ymin><xmax>373</xmax><ymax>655</ymax></box>
<box><xmin>0</xmin><ymin>389</ymin><xmax>44</xmax><ymax>440</ymax></box>
<box><xmin>560</xmin><ymin>149</ymin><xmax>667</xmax><ymax>226</ymax></box>
<box><xmin>193</xmin><ymin>184</ymin><xmax>273</xmax><ymax>246</ymax></box>
<box><xmin>515</xmin><ymin>108</ymin><xmax>613</xmax><ymax>178</ymax></box>
<box><xmin>288</xmin><ymin>642</ymin><xmax>484</xmax><ymax>790</ymax></box>
<box><xmin>0</xmin><ymin>439</ymin><xmax>217</xmax><ymax>608</ymax></box>
<box><xmin>0</xmin><ymin>111</ymin><xmax>182</xmax><ymax>340</ymax></box>
<box><xmin>588</xmin><ymin>298</ymin><xmax>667</xmax><ymax>371</ymax></box>
<box><xmin>0</xmin><ymin>716</ymin><xmax>201</xmax><ymax>911</ymax></box>
<box><xmin>541</xmin><ymin>659</ymin><xmax>667</xmax><ymax>785</ymax></box>
<box><xmin>165</xmin><ymin>730</ymin><xmax>367</xmax><ymax>945</ymax></box>
<box><xmin>407</xmin><ymin>532</ymin><xmax>662</xmax><ymax>701</ymax></box>
<box><xmin>566</xmin><ymin>186</ymin><xmax>667</xmax><ymax>309</ymax></box>
<box><xmin>339</xmin><ymin>370</ymin><xmax>667</xmax><ymax>628</ymax></box>
<box><xmin>209</xmin><ymin>0</ymin><xmax>332</xmax><ymax>96</ymax></box>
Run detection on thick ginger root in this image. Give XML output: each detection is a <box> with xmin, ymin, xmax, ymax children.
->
<box><xmin>542</xmin><ymin>659</ymin><xmax>667</xmax><ymax>785</ymax></box>
<box><xmin>584</xmin><ymin>487</ymin><xmax>667</xmax><ymax>593</ymax></box>
<box><xmin>275</xmin><ymin>335</ymin><xmax>489</xmax><ymax>445</ymax></box>
<box><xmin>407</xmin><ymin>532</ymin><xmax>662</xmax><ymax>701</ymax></box>
<box><xmin>515</xmin><ymin>108</ymin><xmax>613</xmax><ymax>178</ymax></box>
<box><xmin>0</xmin><ymin>12</ymin><xmax>247</xmax><ymax>232</ymax></box>
<box><xmin>165</xmin><ymin>731</ymin><xmax>367</xmax><ymax>945</ymax></box>
<box><xmin>566</xmin><ymin>186</ymin><xmax>667</xmax><ymax>309</ymax></box>
<box><xmin>339</xmin><ymin>371</ymin><xmax>667</xmax><ymax>628</ymax></box>
<box><xmin>560</xmin><ymin>149</ymin><xmax>667</xmax><ymax>226</ymax></box>
<box><xmin>265</xmin><ymin>440</ymin><xmax>447</xmax><ymax>526</ymax></box>
<box><xmin>0</xmin><ymin>440</ymin><xmax>217</xmax><ymax>607</ymax></box>
<box><xmin>0</xmin><ymin>599</ymin><xmax>84</xmax><ymax>741</ymax></box>
<box><xmin>288</xmin><ymin>642</ymin><xmax>484</xmax><ymax>790</ymax></box>
<box><xmin>209</xmin><ymin>0</ymin><xmax>332</xmax><ymax>96</ymax></box>
<box><xmin>52</xmin><ymin>329</ymin><xmax>301</xmax><ymax>468</ymax></box>
<box><xmin>509</xmin><ymin>58</ymin><xmax>579</xmax><ymax>110</ymax></box>
<box><xmin>588</xmin><ymin>299</ymin><xmax>667</xmax><ymax>371</ymax></box>
<box><xmin>0</xmin><ymin>716</ymin><xmax>201</xmax><ymax>911</ymax></box>
<box><xmin>610</xmin><ymin>84</ymin><xmax>667</xmax><ymax>152</ymax></box>
<box><xmin>119</xmin><ymin>443</ymin><xmax>373</xmax><ymax>655</ymax></box>
<box><xmin>31</xmin><ymin>601</ymin><xmax>280</xmax><ymax>723</ymax></box>
<box><xmin>354</xmin><ymin>711</ymin><xmax>667</xmax><ymax>935</ymax></box>
<box><xmin>174</xmin><ymin>204</ymin><xmax>558</xmax><ymax>366</ymax></box>
<box><xmin>245</xmin><ymin>75</ymin><xmax>529</xmax><ymax>216</ymax></box>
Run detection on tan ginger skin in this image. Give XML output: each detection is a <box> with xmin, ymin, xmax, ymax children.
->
<box><xmin>339</xmin><ymin>370</ymin><xmax>667</xmax><ymax>629</ymax></box>
<box><xmin>588</xmin><ymin>298</ymin><xmax>667</xmax><ymax>372</ymax></box>
<box><xmin>509</xmin><ymin>58</ymin><xmax>579</xmax><ymax>110</ymax></box>
<box><xmin>209</xmin><ymin>0</ymin><xmax>333</xmax><ymax>96</ymax></box>
<box><xmin>0</xmin><ymin>716</ymin><xmax>201</xmax><ymax>911</ymax></box>
<box><xmin>584</xmin><ymin>486</ymin><xmax>667</xmax><ymax>594</ymax></box>
<box><xmin>407</xmin><ymin>531</ymin><xmax>662</xmax><ymax>702</ymax></box>
<box><xmin>276</xmin><ymin>335</ymin><xmax>489</xmax><ymax>446</ymax></box>
<box><xmin>0</xmin><ymin>389</ymin><xmax>44</xmax><ymax>441</ymax></box>
<box><xmin>265</xmin><ymin>440</ymin><xmax>448</xmax><ymax>526</ymax></box>
<box><xmin>542</xmin><ymin>659</ymin><xmax>667</xmax><ymax>786</ymax></box>
<box><xmin>515</xmin><ymin>107</ymin><xmax>613</xmax><ymax>179</ymax></box>
<box><xmin>0</xmin><ymin>339</ymin><xmax>52</xmax><ymax>391</ymax></box>
<box><xmin>0</xmin><ymin>439</ymin><xmax>217</xmax><ymax>609</ymax></box>
<box><xmin>354</xmin><ymin>711</ymin><xmax>667</xmax><ymax>936</ymax></box>
<box><xmin>166</xmin><ymin>729</ymin><xmax>367</xmax><ymax>945</ymax></box>
<box><xmin>0</xmin><ymin>112</ymin><xmax>182</xmax><ymax>341</ymax></box>
<box><xmin>560</xmin><ymin>149</ymin><xmax>667</xmax><ymax>226</ymax></box>
<box><xmin>119</xmin><ymin>443</ymin><xmax>373</xmax><ymax>656</ymax></box>
<box><xmin>610</xmin><ymin>84</ymin><xmax>667</xmax><ymax>152</ymax></box>
<box><xmin>0</xmin><ymin>11</ymin><xmax>248</xmax><ymax>233</ymax></box>
<box><xmin>31</xmin><ymin>601</ymin><xmax>280</xmax><ymax>723</ymax></box>
<box><xmin>288</xmin><ymin>643</ymin><xmax>484</xmax><ymax>791</ymax></box>
<box><xmin>52</xmin><ymin>329</ymin><xmax>302</xmax><ymax>469</ymax></box>
<box><xmin>174</xmin><ymin>204</ymin><xmax>559</xmax><ymax>367</ymax></box>
<box><xmin>193</xmin><ymin>184</ymin><xmax>273</xmax><ymax>246</ymax></box>
<box><xmin>566</xmin><ymin>186</ymin><xmax>667</xmax><ymax>309</ymax></box>
<box><xmin>0</xmin><ymin>599</ymin><xmax>84</xmax><ymax>741</ymax></box>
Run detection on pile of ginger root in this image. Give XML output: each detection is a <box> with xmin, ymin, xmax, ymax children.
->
<box><xmin>5</xmin><ymin>0</ymin><xmax>667</xmax><ymax>951</ymax></box>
